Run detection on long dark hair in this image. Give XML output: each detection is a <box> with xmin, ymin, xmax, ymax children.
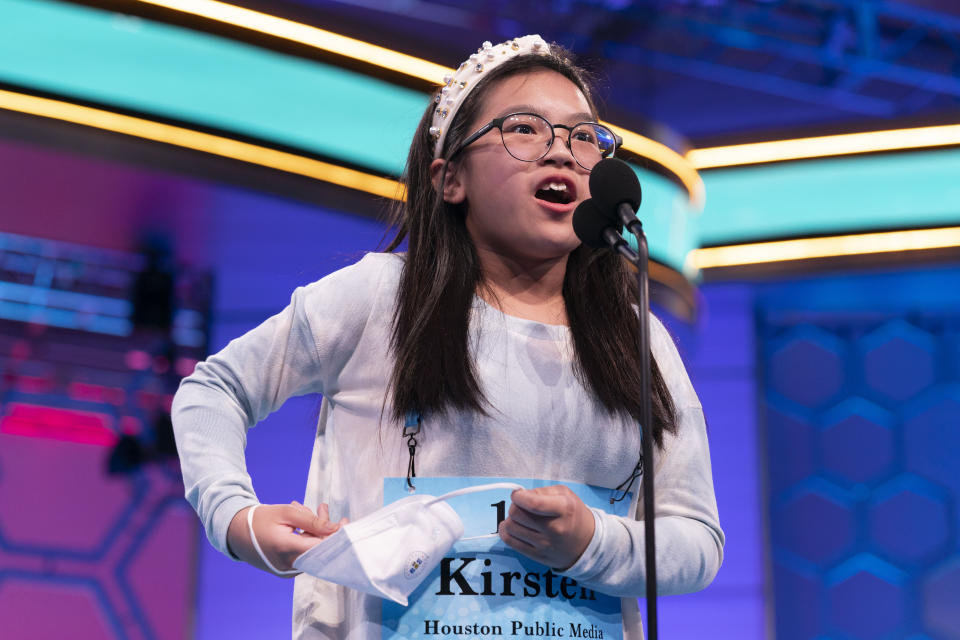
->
<box><xmin>384</xmin><ymin>45</ymin><xmax>677</xmax><ymax>448</ymax></box>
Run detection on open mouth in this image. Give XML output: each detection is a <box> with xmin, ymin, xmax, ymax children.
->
<box><xmin>534</xmin><ymin>179</ymin><xmax>575</xmax><ymax>205</ymax></box>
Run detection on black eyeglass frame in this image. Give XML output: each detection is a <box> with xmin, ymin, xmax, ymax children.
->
<box><xmin>449</xmin><ymin>112</ymin><xmax>623</xmax><ymax>171</ymax></box>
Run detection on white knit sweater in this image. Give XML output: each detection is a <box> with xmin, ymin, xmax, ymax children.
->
<box><xmin>172</xmin><ymin>252</ymin><xmax>723</xmax><ymax>639</ymax></box>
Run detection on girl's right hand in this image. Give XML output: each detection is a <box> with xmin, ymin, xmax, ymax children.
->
<box><xmin>226</xmin><ymin>502</ymin><xmax>347</xmax><ymax>576</ymax></box>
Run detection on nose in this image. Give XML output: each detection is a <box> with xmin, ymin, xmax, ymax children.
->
<box><xmin>540</xmin><ymin>127</ymin><xmax>576</xmax><ymax>167</ymax></box>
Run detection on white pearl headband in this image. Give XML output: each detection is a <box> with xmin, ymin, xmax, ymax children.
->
<box><xmin>429</xmin><ymin>34</ymin><xmax>551</xmax><ymax>159</ymax></box>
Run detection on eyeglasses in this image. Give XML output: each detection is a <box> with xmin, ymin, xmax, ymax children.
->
<box><xmin>451</xmin><ymin>112</ymin><xmax>621</xmax><ymax>171</ymax></box>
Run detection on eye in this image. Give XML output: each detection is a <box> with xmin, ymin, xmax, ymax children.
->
<box><xmin>572</xmin><ymin>129</ymin><xmax>598</xmax><ymax>144</ymax></box>
<box><xmin>503</xmin><ymin>114</ymin><xmax>545</xmax><ymax>136</ymax></box>
<box><xmin>509</xmin><ymin>123</ymin><xmax>536</xmax><ymax>135</ymax></box>
<box><xmin>505</xmin><ymin>121</ymin><xmax>541</xmax><ymax>136</ymax></box>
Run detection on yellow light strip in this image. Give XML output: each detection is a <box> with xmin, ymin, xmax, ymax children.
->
<box><xmin>0</xmin><ymin>89</ymin><xmax>404</xmax><ymax>201</ymax></box>
<box><xmin>132</xmin><ymin>0</ymin><xmax>703</xmax><ymax>205</ymax></box>
<box><xmin>134</xmin><ymin>0</ymin><xmax>450</xmax><ymax>84</ymax></box>
<box><xmin>605</xmin><ymin>123</ymin><xmax>705</xmax><ymax>208</ymax></box>
<box><xmin>688</xmin><ymin>227</ymin><xmax>960</xmax><ymax>270</ymax></box>
<box><xmin>688</xmin><ymin>124</ymin><xmax>960</xmax><ymax>169</ymax></box>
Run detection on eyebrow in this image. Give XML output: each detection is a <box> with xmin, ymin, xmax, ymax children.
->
<box><xmin>495</xmin><ymin>105</ymin><xmax>596</xmax><ymax>122</ymax></box>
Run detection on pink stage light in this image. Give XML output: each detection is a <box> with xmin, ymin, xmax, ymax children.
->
<box><xmin>0</xmin><ymin>403</ymin><xmax>117</xmax><ymax>446</ymax></box>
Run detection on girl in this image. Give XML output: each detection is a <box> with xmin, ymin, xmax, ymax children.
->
<box><xmin>173</xmin><ymin>35</ymin><xmax>723</xmax><ymax>639</ymax></box>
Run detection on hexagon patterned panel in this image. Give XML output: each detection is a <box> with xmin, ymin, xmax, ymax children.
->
<box><xmin>760</xmin><ymin>305</ymin><xmax>960</xmax><ymax>640</ymax></box>
<box><xmin>0</xmin><ymin>334</ymin><xmax>199</xmax><ymax>640</ymax></box>
<box><xmin>0</xmin><ymin>231</ymin><xmax>208</xmax><ymax>640</ymax></box>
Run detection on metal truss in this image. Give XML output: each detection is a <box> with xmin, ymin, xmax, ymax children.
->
<box><xmin>325</xmin><ymin>0</ymin><xmax>960</xmax><ymax>112</ymax></box>
<box><xmin>587</xmin><ymin>0</ymin><xmax>960</xmax><ymax>116</ymax></box>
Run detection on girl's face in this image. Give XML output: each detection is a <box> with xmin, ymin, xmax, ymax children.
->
<box><xmin>442</xmin><ymin>69</ymin><xmax>594</xmax><ymax>265</ymax></box>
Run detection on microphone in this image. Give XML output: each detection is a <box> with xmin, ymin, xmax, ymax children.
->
<box><xmin>589</xmin><ymin>158</ymin><xmax>642</xmax><ymax>234</ymax></box>
<box><xmin>572</xmin><ymin>198</ymin><xmax>639</xmax><ymax>262</ymax></box>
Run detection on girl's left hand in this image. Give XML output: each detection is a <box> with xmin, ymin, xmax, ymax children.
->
<box><xmin>498</xmin><ymin>485</ymin><xmax>595</xmax><ymax>571</ymax></box>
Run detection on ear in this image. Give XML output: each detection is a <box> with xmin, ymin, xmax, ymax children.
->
<box><xmin>430</xmin><ymin>158</ymin><xmax>467</xmax><ymax>204</ymax></box>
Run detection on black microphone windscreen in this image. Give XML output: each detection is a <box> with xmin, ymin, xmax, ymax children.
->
<box><xmin>589</xmin><ymin>158</ymin><xmax>642</xmax><ymax>214</ymax></box>
<box><xmin>573</xmin><ymin>198</ymin><xmax>621</xmax><ymax>249</ymax></box>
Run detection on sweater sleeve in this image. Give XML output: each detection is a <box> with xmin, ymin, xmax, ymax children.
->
<box><xmin>561</xmin><ymin>315</ymin><xmax>725</xmax><ymax>597</ymax></box>
<box><xmin>171</xmin><ymin>254</ymin><xmax>391</xmax><ymax>558</ymax></box>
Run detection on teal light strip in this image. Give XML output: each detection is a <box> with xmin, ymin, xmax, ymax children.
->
<box><xmin>626</xmin><ymin>168</ymin><xmax>697</xmax><ymax>272</ymax></box>
<box><xmin>699</xmin><ymin>148</ymin><xmax>960</xmax><ymax>246</ymax></box>
<box><xmin>0</xmin><ymin>300</ymin><xmax>131</xmax><ymax>336</ymax></box>
<box><xmin>0</xmin><ymin>0</ymin><xmax>424</xmax><ymax>175</ymax></box>
<box><xmin>0</xmin><ymin>0</ymin><xmax>696</xmax><ymax>272</ymax></box>
<box><xmin>27</xmin><ymin>0</ymin><xmax>958</xmax><ymax>270</ymax></box>
<box><xmin>0</xmin><ymin>280</ymin><xmax>131</xmax><ymax>317</ymax></box>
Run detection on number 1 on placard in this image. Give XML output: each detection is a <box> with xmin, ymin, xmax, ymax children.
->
<box><xmin>491</xmin><ymin>500</ymin><xmax>506</xmax><ymax>534</ymax></box>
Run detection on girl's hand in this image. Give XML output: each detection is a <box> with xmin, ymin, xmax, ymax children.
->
<box><xmin>498</xmin><ymin>485</ymin><xmax>595</xmax><ymax>571</ymax></box>
<box><xmin>227</xmin><ymin>502</ymin><xmax>347</xmax><ymax>576</ymax></box>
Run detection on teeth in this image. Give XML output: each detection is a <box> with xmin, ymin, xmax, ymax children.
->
<box><xmin>545</xmin><ymin>182</ymin><xmax>567</xmax><ymax>191</ymax></box>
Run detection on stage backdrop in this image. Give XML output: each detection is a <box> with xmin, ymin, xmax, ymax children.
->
<box><xmin>757</xmin><ymin>266</ymin><xmax>960</xmax><ymax>639</ymax></box>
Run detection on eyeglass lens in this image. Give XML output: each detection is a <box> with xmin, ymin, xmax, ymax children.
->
<box><xmin>499</xmin><ymin>114</ymin><xmax>616</xmax><ymax>169</ymax></box>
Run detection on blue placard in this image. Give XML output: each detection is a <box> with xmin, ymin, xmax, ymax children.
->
<box><xmin>382</xmin><ymin>477</ymin><xmax>632</xmax><ymax>639</ymax></box>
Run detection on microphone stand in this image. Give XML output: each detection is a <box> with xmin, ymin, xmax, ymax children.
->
<box><xmin>604</xmin><ymin>210</ymin><xmax>657</xmax><ymax>639</ymax></box>
<box><xmin>577</xmin><ymin>193</ymin><xmax>658</xmax><ymax>637</ymax></box>
<box><xmin>629</xmin><ymin>221</ymin><xmax>658</xmax><ymax>640</ymax></box>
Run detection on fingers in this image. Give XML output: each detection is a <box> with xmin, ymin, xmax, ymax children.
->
<box><xmin>509</xmin><ymin>486</ymin><xmax>573</xmax><ymax>516</ymax></box>
<box><xmin>498</xmin><ymin>486</ymin><xmax>595</xmax><ymax>570</ymax></box>
<box><xmin>505</xmin><ymin>502</ymin><xmax>549</xmax><ymax>535</ymax></box>
<box><xmin>499</xmin><ymin>490</ymin><xmax>561</xmax><ymax>555</ymax></box>
<box><xmin>320</xmin><ymin>505</ymin><xmax>350</xmax><ymax>529</ymax></box>
<box><xmin>237</xmin><ymin>502</ymin><xmax>347</xmax><ymax>575</ymax></box>
<box><xmin>499</xmin><ymin>510</ymin><xmax>546</xmax><ymax>545</ymax></box>
<box><xmin>283</xmin><ymin>502</ymin><xmax>344</xmax><ymax>538</ymax></box>
<box><xmin>498</xmin><ymin>518</ymin><xmax>539</xmax><ymax>552</ymax></box>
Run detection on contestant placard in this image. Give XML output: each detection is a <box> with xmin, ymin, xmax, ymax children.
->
<box><xmin>382</xmin><ymin>477</ymin><xmax>631</xmax><ymax>639</ymax></box>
